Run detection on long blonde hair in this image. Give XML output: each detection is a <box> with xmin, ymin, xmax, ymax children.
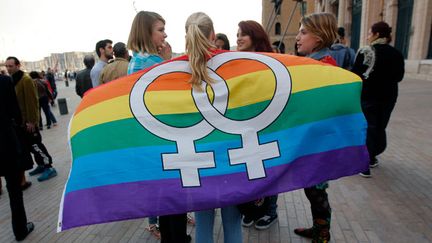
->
<box><xmin>127</xmin><ymin>11</ymin><xmax>165</xmax><ymax>55</ymax></box>
<box><xmin>185</xmin><ymin>12</ymin><xmax>216</xmax><ymax>88</ymax></box>
<box><xmin>300</xmin><ymin>13</ymin><xmax>337</xmax><ymax>51</ymax></box>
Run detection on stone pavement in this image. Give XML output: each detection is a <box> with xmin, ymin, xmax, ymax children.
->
<box><xmin>0</xmin><ymin>77</ymin><xmax>431</xmax><ymax>243</ymax></box>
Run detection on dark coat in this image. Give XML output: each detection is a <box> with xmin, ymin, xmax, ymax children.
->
<box><xmin>75</xmin><ymin>68</ymin><xmax>93</xmax><ymax>98</ymax></box>
<box><xmin>352</xmin><ymin>44</ymin><xmax>405</xmax><ymax>104</ymax></box>
<box><xmin>0</xmin><ymin>75</ymin><xmax>26</xmax><ymax>176</ymax></box>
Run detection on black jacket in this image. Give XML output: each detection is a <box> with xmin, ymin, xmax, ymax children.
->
<box><xmin>0</xmin><ymin>75</ymin><xmax>24</xmax><ymax>176</ymax></box>
<box><xmin>75</xmin><ymin>68</ymin><xmax>93</xmax><ymax>98</ymax></box>
<box><xmin>352</xmin><ymin>44</ymin><xmax>405</xmax><ymax>103</ymax></box>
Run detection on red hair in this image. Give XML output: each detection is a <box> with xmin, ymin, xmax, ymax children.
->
<box><xmin>238</xmin><ymin>20</ymin><xmax>272</xmax><ymax>52</ymax></box>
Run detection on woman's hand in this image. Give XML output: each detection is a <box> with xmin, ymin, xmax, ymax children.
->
<box><xmin>158</xmin><ymin>42</ymin><xmax>172</xmax><ymax>60</ymax></box>
<box><xmin>26</xmin><ymin>122</ymin><xmax>36</xmax><ymax>133</ymax></box>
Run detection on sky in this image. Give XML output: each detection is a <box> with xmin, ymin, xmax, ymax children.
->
<box><xmin>0</xmin><ymin>0</ymin><xmax>262</xmax><ymax>62</ymax></box>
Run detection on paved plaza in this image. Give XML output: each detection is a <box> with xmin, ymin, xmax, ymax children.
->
<box><xmin>0</xmin><ymin>77</ymin><xmax>431</xmax><ymax>243</ymax></box>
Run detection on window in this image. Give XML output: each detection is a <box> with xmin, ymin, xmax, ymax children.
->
<box><xmin>275</xmin><ymin>22</ymin><xmax>281</xmax><ymax>35</ymax></box>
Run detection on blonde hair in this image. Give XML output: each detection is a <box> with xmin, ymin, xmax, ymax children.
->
<box><xmin>127</xmin><ymin>11</ymin><xmax>165</xmax><ymax>55</ymax></box>
<box><xmin>185</xmin><ymin>12</ymin><xmax>216</xmax><ymax>88</ymax></box>
<box><xmin>300</xmin><ymin>13</ymin><xmax>338</xmax><ymax>51</ymax></box>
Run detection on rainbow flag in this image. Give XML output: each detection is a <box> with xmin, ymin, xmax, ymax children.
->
<box><xmin>58</xmin><ymin>52</ymin><xmax>368</xmax><ymax>231</ymax></box>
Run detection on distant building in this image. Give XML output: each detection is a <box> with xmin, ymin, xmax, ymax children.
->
<box><xmin>20</xmin><ymin>51</ymin><xmax>95</xmax><ymax>73</ymax></box>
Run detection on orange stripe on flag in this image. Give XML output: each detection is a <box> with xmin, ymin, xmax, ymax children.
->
<box><xmin>75</xmin><ymin>53</ymin><xmax>320</xmax><ymax>115</ymax></box>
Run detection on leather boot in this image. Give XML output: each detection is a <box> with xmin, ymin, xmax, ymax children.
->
<box><xmin>294</xmin><ymin>218</ymin><xmax>330</xmax><ymax>243</ymax></box>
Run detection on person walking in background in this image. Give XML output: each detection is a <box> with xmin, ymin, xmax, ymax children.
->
<box><xmin>46</xmin><ymin>67</ymin><xmax>57</xmax><ymax>104</ymax></box>
<box><xmin>330</xmin><ymin>27</ymin><xmax>355</xmax><ymax>70</ymax></box>
<box><xmin>293</xmin><ymin>13</ymin><xmax>339</xmax><ymax>243</ymax></box>
<box><xmin>75</xmin><ymin>55</ymin><xmax>95</xmax><ymax>98</ymax></box>
<box><xmin>352</xmin><ymin>21</ymin><xmax>405</xmax><ymax>178</ymax></box>
<box><xmin>0</xmin><ymin>73</ymin><xmax>35</xmax><ymax>242</ymax></box>
<box><xmin>184</xmin><ymin>12</ymin><xmax>242</xmax><ymax>243</ymax></box>
<box><xmin>236</xmin><ymin>19</ymin><xmax>279</xmax><ymax>231</ymax></box>
<box><xmin>64</xmin><ymin>69</ymin><xmax>69</xmax><ymax>86</ymax></box>
<box><xmin>127</xmin><ymin>11</ymin><xmax>171</xmax><ymax>75</ymax></box>
<box><xmin>29</xmin><ymin>71</ymin><xmax>57</xmax><ymax>130</ymax></box>
<box><xmin>215</xmin><ymin>33</ymin><xmax>230</xmax><ymax>50</ymax></box>
<box><xmin>99</xmin><ymin>42</ymin><xmax>130</xmax><ymax>84</ymax></box>
<box><xmin>91</xmin><ymin>39</ymin><xmax>113</xmax><ymax>88</ymax></box>
<box><xmin>6</xmin><ymin>56</ymin><xmax>58</xmax><ymax>183</ymax></box>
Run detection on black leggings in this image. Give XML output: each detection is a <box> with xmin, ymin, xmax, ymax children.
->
<box><xmin>304</xmin><ymin>186</ymin><xmax>331</xmax><ymax>223</ymax></box>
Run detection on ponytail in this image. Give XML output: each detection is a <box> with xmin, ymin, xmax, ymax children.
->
<box><xmin>185</xmin><ymin>12</ymin><xmax>216</xmax><ymax>89</ymax></box>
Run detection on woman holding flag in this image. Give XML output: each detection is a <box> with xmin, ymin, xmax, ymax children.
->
<box><xmin>235</xmin><ymin>20</ymin><xmax>280</xmax><ymax>231</ymax></box>
<box><xmin>183</xmin><ymin>12</ymin><xmax>243</xmax><ymax>243</ymax></box>
<box><xmin>293</xmin><ymin>12</ymin><xmax>338</xmax><ymax>243</ymax></box>
<box><xmin>127</xmin><ymin>10</ymin><xmax>191</xmax><ymax>243</ymax></box>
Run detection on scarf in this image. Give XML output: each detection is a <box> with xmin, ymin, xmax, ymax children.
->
<box><xmin>11</xmin><ymin>70</ymin><xmax>24</xmax><ymax>86</ymax></box>
<box><xmin>356</xmin><ymin>38</ymin><xmax>388</xmax><ymax>79</ymax></box>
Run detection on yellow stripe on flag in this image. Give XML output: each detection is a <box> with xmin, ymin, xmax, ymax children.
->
<box><xmin>70</xmin><ymin>65</ymin><xmax>360</xmax><ymax>137</ymax></box>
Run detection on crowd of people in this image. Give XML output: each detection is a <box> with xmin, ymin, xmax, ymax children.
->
<box><xmin>1</xmin><ymin>56</ymin><xmax>59</xmax><ymax>241</ymax></box>
<box><xmin>0</xmin><ymin>8</ymin><xmax>404</xmax><ymax>243</ymax></box>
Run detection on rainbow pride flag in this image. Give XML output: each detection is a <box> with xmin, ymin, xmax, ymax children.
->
<box><xmin>58</xmin><ymin>51</ymin><xmax>368</xmax><ymax>231</ymax></box>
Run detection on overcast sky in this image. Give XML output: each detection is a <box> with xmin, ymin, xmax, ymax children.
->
<box><xmin>0</xmin><ymin>0</ymin><xmax>262</xmax><ymax>62</ymax></box>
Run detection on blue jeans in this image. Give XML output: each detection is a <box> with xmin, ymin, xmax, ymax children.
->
<box><xmin>195</xmin><ymin>206</ymin><xmax>242</xmax><ymax>243</ymax></box>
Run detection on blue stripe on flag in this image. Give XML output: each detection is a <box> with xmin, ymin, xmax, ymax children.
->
<box><xmin>66</xmin><ymin>113</ymin><xmax>366</xmax><ymax>193</ymax></box>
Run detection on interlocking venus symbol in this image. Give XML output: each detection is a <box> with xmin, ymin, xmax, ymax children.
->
<box><xmin>130</xmin><ymin>52</ymin><xmax>291</xmax><ymax>187</ymax></box>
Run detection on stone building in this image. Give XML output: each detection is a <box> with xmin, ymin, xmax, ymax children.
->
<box><xmin>263</xmin><ymin>0</ymin><xmax>432</xmax><ymax>79</ymax></box>
<box><xmin>262</xmin><ymin>0</ymin><xmax>315</xmax><ymax>54</ymax></box>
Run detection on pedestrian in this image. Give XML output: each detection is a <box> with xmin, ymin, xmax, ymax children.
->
<box><xmin>91</xmin><ymin>39</ymin><xmax>113</xmax><ymax>88</ymax></box>
<box><xmin>46</xmin><ymin>67</ymin><xmax>57</xmax><ymax>103</ymax></box>
<box><xmin>6</xmin><ymin>56</ymin><xmax>58</xmax><ymax>182</ymax></box>
<box><xmin>5</xmin><ymin>57</ymin><xmax>36</xmax><ymax>190</ymax></box>
<box><xmin>29</xmin><ymin>71</ymin><xmax>57</xmax><ymax>129</ymax></box>
<box><xmin>99</xmin><ymin>42</ymin><xmax>130</xmax><ymax>84</ymax></box>
<box><xmin>215</xmin><ymin>33</ymin><xmax>230</xmax><ymax>50</ymax></box>
<box><xmin>352</xmin><ymin>21</ymin><xmax>405</xmax><ymax>178</ymax></box>
<box><xmin>235</xmin><ymin>19</ymin><xmax>279</xmax><ymax>231</ymax></box>
<box><xmin>0</xmin><ymin>73</ymin><xmax>35</xmax><ymax>242</ymax></box>
<box><xmin>293</xmin><ymin>12</ymin><xmax>339</xmax><ymax>243</ymax></box>
<box><xmin>75</xmin><ymin>55</ymin><xmax>95</xmax><ymax>98</ymax></box>
<box><xmin>330</xmin><ymin>27</ymin><xmax>355</xmax><ymax>70</ymax></box>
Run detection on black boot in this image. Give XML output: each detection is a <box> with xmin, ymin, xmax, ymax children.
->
<box><xmin>294</xmin><ymin>219</ymin><xmax>330</xmax><ymax>243</ymax></box>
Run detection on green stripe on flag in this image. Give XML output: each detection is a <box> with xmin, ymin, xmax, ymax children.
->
<box><xmin>71</xmin><ymin>82</ymin><xmax>362</xmax><ymax>159</ymax></box>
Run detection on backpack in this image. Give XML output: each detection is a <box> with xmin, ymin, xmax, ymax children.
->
<box><xmin>330</xmin><ymin>44</ymin><xmax>355</xmax><ymax>70</ymax></box>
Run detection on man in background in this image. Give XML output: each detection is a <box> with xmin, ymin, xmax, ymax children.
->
<box><xmin>90</xmin><ymin>39</ymin><xmax>113</xmax><ymax>88</ymax></box>
<box><xmin>99</xmin><ymin>42</ymin><xmax>130</xmax><ymax>84</ymax></box>
<box><xmin>5</xmin><ymin>56</ymin><xmax>57</xmax><ymax>182</ymax></box>
<box><xmin>76</xmin><ymin>55</ymin><xmax>95</xmax><ymax>98</ymax></box>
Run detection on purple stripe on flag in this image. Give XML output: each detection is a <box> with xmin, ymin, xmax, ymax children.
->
<box><xmin>60</xmin><ymin>145</ymin><xmax>368</xmax><ymax>230</ymax></box>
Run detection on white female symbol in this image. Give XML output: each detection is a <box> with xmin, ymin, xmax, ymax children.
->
<box><xmin>193</xmin><ymin>52</ymin><xmax>292</xmax><ymax>180</ymax></box>
<box><xmin>129</xmin><ymin>61</ymin><xmax>229</xmax><ymax>187</ymax></box>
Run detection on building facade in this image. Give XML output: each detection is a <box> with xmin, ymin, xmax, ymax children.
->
<box><xmin>263</xmin><ymin>0</ymin><xmax>432</xmax><ymax>79</ymax></box>
<box><xmin>262</xmin><ymin>0</ymin><xmax>315</xmax><ymax>54</ymax></box>
<box><xmin>21</xmin><ymin>51</ymin><xmax>95</xmax><ymax>74</ymax></box>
